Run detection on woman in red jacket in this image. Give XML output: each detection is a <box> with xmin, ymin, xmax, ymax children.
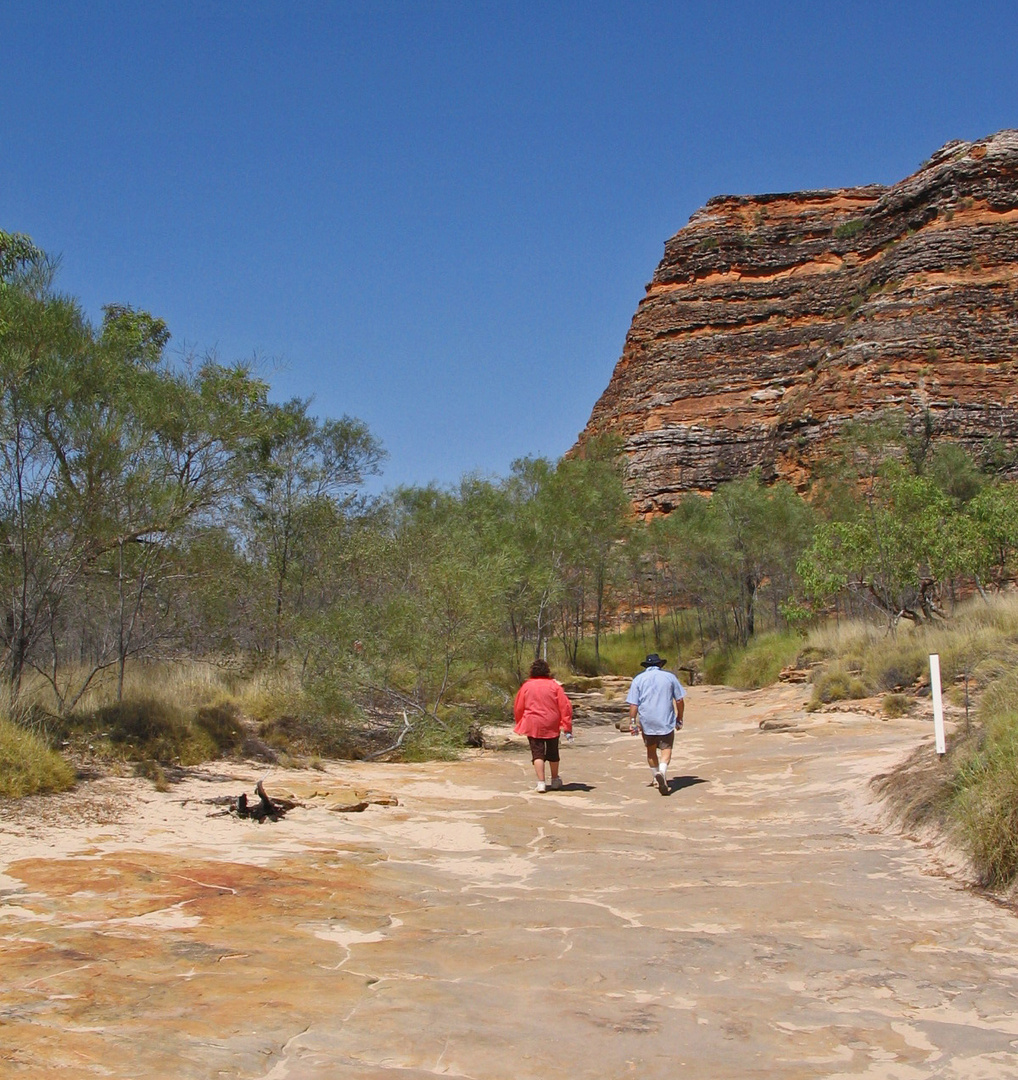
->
<box><xmin>513</xmin><ymin>658</ymin><xmax>573</xmax><ymax>792</ymax></box>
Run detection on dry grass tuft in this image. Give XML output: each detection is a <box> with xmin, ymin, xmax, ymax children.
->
<box><xmin>881</xmin><ymin>693</ymin><xmax>912</xmax><ymax>718</ymax></box>
<box><xmin>0</xmin><ymin>717</ymin><xmax>76</xmax><ymax>798</ymax></box>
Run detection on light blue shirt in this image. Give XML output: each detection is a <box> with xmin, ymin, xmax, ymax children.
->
<box><xmin>626</xmin><ymin>667</ymin><xmax>685</xmax><ymax>735</ymax></box>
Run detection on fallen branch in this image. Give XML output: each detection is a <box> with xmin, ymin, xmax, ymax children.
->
<box><xmin>364</xmin><ymin>710</ymin><xmax>413</xmax><ymax>761</ymax></box>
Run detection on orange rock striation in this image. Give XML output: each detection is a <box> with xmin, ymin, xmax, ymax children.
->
<box><xmin>579</xmin><ymin>130</ymin><xmax>1018</xmax><ymax>513</ymax></box>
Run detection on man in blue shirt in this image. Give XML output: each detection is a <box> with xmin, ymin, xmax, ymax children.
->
<box><xmin>626</xmin><ymin>653</ymin><xmax>686</xmax><ymax>795</ymax></box>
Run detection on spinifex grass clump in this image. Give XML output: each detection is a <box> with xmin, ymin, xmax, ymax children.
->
<box><xmin>50</xmin><ymin>693</ymin><xmax>248</xmax><ymax>770</ymax></box>
<box><xmin>881</xmin><ymin>693</ymin><xmax>912</xmax><ymax>718</ymax></box>
<box><xmin>259</xmin><ymin>712</ymin><xmax>360</xmax><ymax>760</ymax></box>
<box><xmin>876</xmin><ymin>658</ymin><xmax>1018</xmax><ymax>893</ymax></box>
<box><xmin>0</xmin><ymin>717</ymin><xmax>75</xmax><ymax>798</ymax></box>
<box><xmin>808</xmin><ymin>665</ymin><xmax>870</xmax><ymax>708</ymax></box>
<box><xmin>89</xmin><ymin>699</ymin><xmax>220</xmax><ymax>765</ymax></box>
<box><xmin>954</xmin><ymin>673</ymin><xmax>1018</xmax><ymax>889</ymax></box>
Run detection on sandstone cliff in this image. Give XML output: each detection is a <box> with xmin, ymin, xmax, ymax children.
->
<box><xmin>580</xmin><ymin>130</ymin><xmax>1018</xmax><ymax>513</ymax></box>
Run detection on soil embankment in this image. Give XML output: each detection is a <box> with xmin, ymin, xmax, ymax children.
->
<box><xmin>3</xmin><ymin>684</ymin><xmax>1017</xmax><ymax>1079</ymax></box>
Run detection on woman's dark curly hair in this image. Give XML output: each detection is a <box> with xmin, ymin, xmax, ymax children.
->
<box><xmin>529</xmin><ymin>658</ymin><xmax>551</xmax><ymax>679</ymax></box>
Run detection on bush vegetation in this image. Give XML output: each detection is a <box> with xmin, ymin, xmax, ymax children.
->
<box><xmin>875</xmin><ymin>677</ymin><xmax>1018</xmax><ymax>893</ymax></box>
<box><xmin>4</xmin><ymin>226</ymin><xmax>1018</xmax><ymax>895</ymax></box>
<box><xmin>702</xmin><ymin>631</ymin><xmax>802</xmax><ymax>690</ymax></box>
<box><xmin>0</xmin><ymin>717</ymin><xmax>75</xmax><ymax>798</ymax></box>
<box><xmin>833</xmin><ymin>218</ymin><xmax>867</xmax><ymax>240</ymax></box>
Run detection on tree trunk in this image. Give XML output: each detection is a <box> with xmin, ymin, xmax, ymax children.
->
<box><xmin>117</xmin><ymin>538</ymin><xmax>126</xmax><ymax>702</ymax></box>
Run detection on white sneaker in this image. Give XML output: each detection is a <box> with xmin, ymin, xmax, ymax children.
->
<box><xmin>535</xmin><ymin>781</ymin><xmax>547</xmax><ymax>793</ymax></box>
<box><xmin>549</xmin><ymin>777</ymin><xmax>563</xmax><ymax>790</ymax></box>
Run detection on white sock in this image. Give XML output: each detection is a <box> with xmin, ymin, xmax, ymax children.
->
<box><xmin>659</xmin><ymin>762</ymin><xmax>668</xmax><ymax>779</ymax></box>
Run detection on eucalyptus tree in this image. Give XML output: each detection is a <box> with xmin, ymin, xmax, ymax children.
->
<box><xmin>241</xmin><ymin>398</ymin><xmax>385</xmax><ymax>658</ymax></box>
<box><xmin>491</xmin><ymin>457</ymin><xmax>569</xmax><ymax>677</ymax></box>
<box><xmin>549</xmin><ymin>436</ymin><xmax>632</xmax><ymax>669</ymax></box>
<box><xmin>355</xmin><ymin>484</ymin><xmax>511</xmax><ymax>724</ymax></box>
<box><xmin>967</xmin><ymin>482</ymin><xmax>1018</xmax><ymax>591</ymax></box>
<box><xmin>1</xmin><ymin>234</ymin><xmax>272</xmax><ymax>708</ymax></box>
<box><xmin>0</xmin><ymin>248</ymin><xmax>93</xmax><ymax>700</ymax></box>
<box><xmin>797</xmin><ymin>464</ymin><xmax>974</xmax><ymax>626</ymax></box>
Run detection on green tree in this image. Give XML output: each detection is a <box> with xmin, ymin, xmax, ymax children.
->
<box><xmin>551</xmin><ymin>437</ymin><xmax>632</xmax><ymax>670</ymax></box>
<box><xmin>0</xmin><ymin>230</ymin><xmax>42</xmax><ymax>287</ymax></box>
<box><xmin>649</xmin><ymin>477</ymin><xmax>813</xmax><ymax>650</ymax></box>
<box><xmin>798</xmin><ymin>465</ymin><xmax>972</xmax><ymax>626</ymax></box>
<box><xmin>242</xmin><ymin>398</ymin><xmax>385</xmax><ymax>658</ymax></box>
<box><xmin>967</xmin><ymin>482</ymin><xmax>1018</xmax><ymax>591</ymax></box>
<box><xmin>0</xmin><ymin>249</ymin><xmax>92</xmax><ymax>700</ymax></box>
<box><xmin>357</xmin><ymin>485</ymin><xmax>509</xmax><ymax>724</ymax></box>
<box><xmin>0</xmin><ymin>236</ymin><xmax>271</xmax><ymax>709</ymax></box>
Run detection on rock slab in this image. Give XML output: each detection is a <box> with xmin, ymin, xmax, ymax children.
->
<box><xmin>4</xmin><ymin>687</ymin><xmax>1018</xmax><ymax>1077</ymax></box>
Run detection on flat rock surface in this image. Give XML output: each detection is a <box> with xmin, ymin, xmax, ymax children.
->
<box><xmin>2</xmin><ymin>684</ymin><xmax>1017</xmax><ymax>1079</ymax></box>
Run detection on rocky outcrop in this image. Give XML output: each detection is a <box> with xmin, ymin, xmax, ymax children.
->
<box><xmin>579</xmin><ymin>130</ymin><xmax>1018</xmax><ymax>513</ymax></box>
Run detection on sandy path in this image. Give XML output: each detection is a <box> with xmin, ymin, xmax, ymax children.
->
<box><xmin>2</xmin><ymin>684</ymin><xmax>1017</xmax><ymax>1079</ymax></box>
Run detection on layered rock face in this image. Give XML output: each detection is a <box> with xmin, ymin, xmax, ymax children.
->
<box><xmin>580</xmin><ymin>130</ymin><xmax>1018</xmax><ymax>513</ymax></box>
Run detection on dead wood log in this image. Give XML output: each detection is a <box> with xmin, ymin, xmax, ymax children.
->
<box><xmin>233</xmin><ymin>781</ymin><xmax>297</xmax><ymax>822</ymax></box>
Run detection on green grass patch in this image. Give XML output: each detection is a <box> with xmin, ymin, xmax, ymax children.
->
<box><xmin>565</xmin><ymin>616</ymin><xmax>700</xmax><ymax>678</ymax></box>
<box><xmin>834</xmin><ymin>218</ymin><xmax>867</xmax><ymax>240</ymax></box>
<box><xmin>0</xmin><ymin>718</ymin><xmax>75</xmax><ymax>798</ymax></box>
<box><xmin>702</xmin><ymin>631</ymin><xmax>802</xmax><ymax>689</ymax></box>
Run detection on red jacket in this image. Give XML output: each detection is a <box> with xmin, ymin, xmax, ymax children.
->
<box><xmin>513</xmin><ymin>677</ymin><xmax>573</xmax><ymax>739</ymax></box>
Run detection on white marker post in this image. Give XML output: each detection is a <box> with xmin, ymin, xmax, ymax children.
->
<box><xmin>929</xmin><ymin>653</ymin><xmax>946</xmax><ymax>757</ymax></box>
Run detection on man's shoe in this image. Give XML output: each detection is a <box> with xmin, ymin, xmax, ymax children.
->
<box><xmin>549</xmin><ymin>777</ymin><xmax>563</xmax><ymax>791</ymax></box>
<box><xmin>535</xmin><ymin>781</ymin><xmax>547</xmax><ymax>793</ymax></box>
<box><xmin>655</xmin><ymin>772</ymin><xmax>669</xmax><ymax>795</ymax></box>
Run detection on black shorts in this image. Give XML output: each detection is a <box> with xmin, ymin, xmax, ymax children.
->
<box><xmin>641</xmin><ymin>731</ymin><xmax>675</xmax><ymax>750</ymax></box>
<box><xmin>528</xmin><ymin>736</ymin><xmax>560</xmax><ymax>762</ymax></box>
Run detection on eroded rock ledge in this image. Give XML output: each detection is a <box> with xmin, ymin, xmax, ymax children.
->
<box><xmin>579</xmin><ymin>130</ymin><xmax>1018</xmax><ymax>513</ymax></box>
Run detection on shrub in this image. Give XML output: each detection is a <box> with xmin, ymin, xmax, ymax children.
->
<box><xmin>194</xmin><ymin>703</ymin><xmax>246</xmax><ymax>753</ymax></box>
<box><xmin>0</xmin><ymin>718</ymin><xmax>75</xmax><ymax>798</ymax></box>
<box><xmin>726</xmin><ymin>632</ymin><xmax>802</xmax><ymax>689</ymax></box>
<box><xmin>701</xmin><ymin>649</ymin><xmax>733</xmax><ymax>685</ymax></box>
<box><xmin>702</xmin><ymin>632</ymin><xmax>802</xmax><ymax>689</ymax></box>
<box><xmin>259</xmin><ymin>713</ymin><xmax>360</xmax><ymax>759</ymax></box>
<box><xmin>834</xmin><ymin>218</ymin><xmax>867</xmax><ymax>240</ymax></box>
<box><xmin>809</xmin><ymin>666</ymin><xmax>870</xmax><ymax>708</ymax></box>
<box><xmin>881</xmin><ymin>693</ymin><xmax>912</xmax><ymax>718</ymax></box>
<box><xmin>877</xmin><ymin>665</ymin><xmax>1018</xmax><ymax>891</ymax></box>
<box><xmin>570</xmin><ymin>621</ymin><xmax>695</xmax><ymax>678</ymax></box>
<box><xmin>67</xmin><ymin>698</ymin><xmax>217</xmax><ymax>766</ymax></box>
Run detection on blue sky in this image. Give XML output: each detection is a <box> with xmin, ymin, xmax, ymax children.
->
<box><xmin>3</xmin><ymin>1</ymin><xmax>1016</xmax><ymax>490</ymax></box>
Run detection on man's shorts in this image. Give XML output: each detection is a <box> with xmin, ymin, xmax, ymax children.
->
<box><xmin>641</xmin><ymin>730</ymin><xmax>675</xmax><ymax>750</ymax></box>
<box><xmin>527</xmin><ymin>736</ymin><xmax>560</xmax><ymax>762</ymax></box>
